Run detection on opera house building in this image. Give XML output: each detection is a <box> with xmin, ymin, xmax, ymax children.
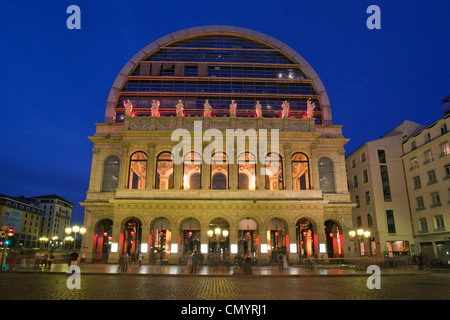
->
<box><xmin>81</xmin><ymin>26</ymin><xmax>355</xmax><ymax>265</ymax></box>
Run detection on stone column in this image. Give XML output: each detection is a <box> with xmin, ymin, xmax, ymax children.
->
<box><xmin>229</xmin><ymin>163</ymin><xmax>238</xmax><ymax>190</ymax></box>
<box><xmin>108</xmin><ymin>218</ymin><xmax>123</xmax><ymax>263</ymax></box>
<box><xmin>315</xmin><ymin>217</ymin><xmax>328</xmax><ymax>261</ymax></box>
<box><xmin>287</xmin><ymin>223</ymin><xmax>299</xmax><ymax>265</ymax></box>
<box><xmin>283</xmin><ymin>144</ymin><xmax>293</xmax><ymax>190</ymax></box>
<box><xmin>173</xmin><ymin>162</ymin><xmax>183</xmax><ymax>189</ymax></box>
<box><xmin>256</xmin><ymin>160</ymin><xmax>265</xmax><ymax>190</ymax></box>
<box><xmin>146</xmin><ymin>143</ymin><xmax>156</xmax><ymax>189</ymax></box>
<box><xmin>141</xmin><ymin>224</ymin><xmax>152</xmax><ymax>264</ymax></box>
<box><xmin>119</xmin><ymin>145</ymin><xmax>129</xmax><ymax>189</ymax></box>
<box><xmin>202</xmin><ymin>158</ymin><xmax>211</xmax><ymax>190</ymax></box>
<box><xmin>258</xmin><ymin>226</ymin><xmax>269</xmax><ymax>265</ymax></box>
<box><xmin>82</xmin><ymin>227</ymin><xmax>95</xmax><ymax>263</ymax></box>
<box><xmin>168</xmin><ymin>227</ymin><xmax>180</xmax><ymax>264</ymax></box>
<box><xmin>229</xmin><ymin>226</ymin><xmax>239</xmax><ymax>256</ymax></box>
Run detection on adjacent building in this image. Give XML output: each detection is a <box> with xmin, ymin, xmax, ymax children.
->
<box><xmin>346</xmin><ymin>98</ymin><xmax>450</xmax><ymax>264</ymax></box>
<box><xmin>81</xmin><ymin>26</ymin><xmax>356</xmax><ymax>264</ymax></box>
<box><xmin>30</xmin><ymin>194</ymin><xmax>73</xmax><ymax>243</ymax></box>
<box><xmin>346</xmin><ymin>121</ymin><xmax>425</xmax><ymax>258</ymax></box>
<box><xmin>0</xmin><ymin>194</ymin><xmax>43</xmax><ymax>248</ymax></box>
<box><xmin>402</xmin><ymin>112</ymin><xmax>450</xmax><ymax>261</ymax></box>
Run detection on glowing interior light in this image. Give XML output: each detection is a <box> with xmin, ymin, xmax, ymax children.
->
<box><xmin>260</xmin><ymin>244</ymin><xmax>268</xmax><ymax>254</ymax></box>
<box><xmin>183</xmin><ymin>175</ymin><xmax>190</xmax><ymax>189</ymax></box>
<box><xmin>249</xmin><ymin>176</ymin><xmax>256</xmax><ymax>190</ymax></box>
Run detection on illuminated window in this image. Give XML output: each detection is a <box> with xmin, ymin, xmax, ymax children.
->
<box><xmin>318</xmin><ymin>157</ymin><xmax>336</xmax><ymax>193</ymax></box>
<box><xmin>291</xmin><ymin>153</ymin><xmax>310</xmax><ymax>190</ymax></box>
<box><xmin>211</xmin><ymin>152</ymin><xmax>228</xmax><ymax>190</ymax></box>
<box><xmin>238</xmin><ymin>152</ymin><xmax>256</xmax><ymax>190</ymax></box>
<box><xmin>440</xmin><ymin>141</ymin><xmax>450</xmax><ymax>157</ymax></box>
<box><xmin>264</xmin><ymin>153</ymin><xmax>283</xmax><ymax>190</ymax></box>
<box><xmin>128</xmin><ymin>152</ymin><xmax>147</xmax><ymax>189</ymax></box>
<box><xmin>155</xmin><ymin>152</ymin><xmax>174</xmax><ymax>189</ymax></box>
<box><xmin>183</xmin><ymin>152</ymin><xmax>202</xmax><ymax>190</ymax></box>
<box><xmin>101</xmin><ymin>155</ymin><xmax>120</xmax><ymax>192</ymax></box>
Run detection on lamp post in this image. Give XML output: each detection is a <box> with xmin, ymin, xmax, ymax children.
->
<box><xmin>65</xmin><ymin>226</ymin><xmax>86</xmax><ymax>250</ymax></box>
<box><xmin>349</xmin><ymin>228</ymin><xmax>371</xmax><ymax>257</ymax></box>
<box><xmin>39</xmin><ymin>237</ymin><xmax>48</xmax><ymax>250</ymax></box>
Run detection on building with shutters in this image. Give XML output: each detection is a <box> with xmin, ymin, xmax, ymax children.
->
<box><xmin>81</xmin><ymin>26</ymin><xmax>355</xmax><ymax>264</ymax></box>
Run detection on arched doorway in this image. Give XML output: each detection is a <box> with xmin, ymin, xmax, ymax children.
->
<box><xmin>211</xmin><ymin>152</ymin><xmax>228</xmax><ymax>190</ymax></box>
<box><xmin>325</xmin><ymin>220</ymin><xmax>344</xmax><ymax>258</ymax></box>
<box><xmin>207</xmin><ymin>217</ymin><xmax>230</xmax><ymax>262</ymax></box>
<box><xmin>92</xmin><ymin>219</ymin><xmax>113</xmax><ymax>263</ymax></box>
<box><xmin>267</xmin><ymin>218</ymin><xmax>287</xmax><ymax>262</ymax></box>
<box><xmin>296</xmin><ymin>218</ymin><xmax>315</xmax><ymax>258</ymax></box>
<box><xmin>150</xmin><ymin>217</ymin><xmax>171</xmax><ymax>264</ymax></box>
<box><xmin>181</xmin><ymin>217</ymin><xmax>201</xmax><ymax>262</ymax></box>
<box><xmin>122</xmin><ymin>217</ymin><xmax>142</xmax><ymax>257</ymax></box>
<box><xmin>238</xmin><ymin>218</ymin><xmax>258</xmax><ymax>255</ymax></box>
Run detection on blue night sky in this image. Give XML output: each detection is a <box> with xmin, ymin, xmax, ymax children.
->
<box><xmin>1</xmin><ymin>1</ymin><xmax>449</xmax><ymax>225</ymax></box>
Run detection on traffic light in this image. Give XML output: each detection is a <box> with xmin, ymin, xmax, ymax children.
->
<box><xmin>8</xmin><ymin>228</ymin><xmax>14</xmax><ymax>237</ymax></box>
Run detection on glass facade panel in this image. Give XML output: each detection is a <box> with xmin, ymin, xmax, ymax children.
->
<box><xmin>114</xmin><ymin>34</ymin><xmax>323</xmax><ymax>123</ymax></box>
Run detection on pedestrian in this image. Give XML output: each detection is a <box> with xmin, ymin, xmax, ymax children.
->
<box><xmin>80</xmin><ymin>251</ymin><xmax>86</xmax><ymax>264</ymax></box>
<box><xmin>187</xmin><ymin>251</ymin><xmax>193</xmax><ymax>273</ymax></box>
<box><xmin>123</xmin><ymin>252</ymin><xmax>130</xmax><ymax>271</ymax></box>
<box><xmin>34</xmin><ymin>251</ymin><xmax>41</xmax><ymax>269</ymax></box>
<box><xmin>243</xmin><ymin>251</ymin><xmax>253</xmax><ymax>274</ymax></box>
<box><xmin>138</xmin><ymin>253</ymin><xmax>143</xmax><ymax>267</ymax></box>
<box><xmin>199</xmin><ymin>251</ymin><xmax>204</xmax><ymax>267</ymax></box>
<box><xmin>1</xmin><ymin>250</ymin><xmax>7</xmax><ymax>270</ymax></box>
<box><xmin>42</xmin><ymin>252</ymin><xmax>48</xmax><ymax>269</ymax></box>
<box><xmin>191</xmin><ymin>251</ymin><xmax>199</xmax><ymax>274</ymax></box>
<box><xmin>68</xmin><ymin>250</ymin><xmax>79</xmax><ymax>266</ymax></box>
<box><xmin>117</xmin><ymin>253</ymin><xmax>125</xmax><ymax>272</ymax></box>
<box><xmin>47</xmin><ymin>251</ymin><xmax>55</xmax><ymax>269</ymax></box>
<box><xmin>282</xmin><ymin>253</ymin><xmax>288</xmax><ymax>269</ymax></box>
<box><xmin>277</xmin><ymin>251</ymin><xmax>284</xmax><ymax>270</ymax></box>
<box><xmin>8</xmin><ymin>249</ymin><xmax>17</xmax><ymax>270</ymax></box>
<box><xmin>417</xmin><ymin>253</ymin><xmax>424</xmax><ymax>271</ymax></box>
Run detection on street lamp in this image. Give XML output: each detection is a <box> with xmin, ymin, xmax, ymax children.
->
<box><xmin>349</xmin><ymin>229</ymin><xmax>371</xmax><ymax>256</ymax></box>
<box><xmin>65</xmin><ymin>225</ymin><xmax>86</xmax><ymax>250</ymax></box>
<box><xmin>39</xmin><ymin>237</ymin><xmax>48</xmax><ymax>249</ymax></box>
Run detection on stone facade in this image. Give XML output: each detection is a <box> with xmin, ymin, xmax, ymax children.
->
<box><xmin>81</xmin><ymin>116</ymin><xmax>355</xmax><ymax>264</ymax></box>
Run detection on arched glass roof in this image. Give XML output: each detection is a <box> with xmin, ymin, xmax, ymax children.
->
<box><xmin>105</xmin><ymin>26</ymin><xmax>332</xmax><ymax>125</ymax></box>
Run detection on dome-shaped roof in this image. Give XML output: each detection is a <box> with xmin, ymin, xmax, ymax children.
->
<box><xmin>105</xmin><ymin>26</ymin><xmax>331</xmax><ymax>125</ymax></box>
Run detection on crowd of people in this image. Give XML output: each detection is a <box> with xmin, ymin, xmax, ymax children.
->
<box><xmin>117</xmin><ymin>251</ymin><xmax>144</xmax><ymax>272</ymax></box>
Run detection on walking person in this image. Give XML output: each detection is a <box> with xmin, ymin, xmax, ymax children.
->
<box><xmin>68</xmin><ymin>250</ymin><xmax>79</xmax><ymax>266</ymax></box>
<box><xmin>187</xmin><ymin>251</ymin><xmax>193</xmax><ymax>273</ymax></box>
<box><xmin>138</xmin><ymin>253</ymin><xmax>143</xmax><ymax>267</ymax></box>
<box><xmin>417</xmin><ymin>253</ymin><xmax>424</xmax><ymax>271</ymax></box>
<box><xmin>191</xmin><ymin>251</ymin><xmax>199</xmax><ymax>274</ymax></box>
<box><xmin>47</xmin><ymin>251</ymin><xmax>55</xmax><ymax>269</ymax></box>
<box><xmin>282</xmin><ymin>253</ymin><xmax>288</xmax><ymax>269</ymax></box>
<box><xmin>117</xmin><ymin>253</ymin><xmax>125</xmax><ymax>272</ymax></box>
<box><xmin>277</xmin><ymin>251</ymin><xmax>284</xmax><ymax>271</ymax></box>
<box><xmin>34</xmin><ymin>251</ymin><xmax>41</xmax><ymax>269</ymax></box>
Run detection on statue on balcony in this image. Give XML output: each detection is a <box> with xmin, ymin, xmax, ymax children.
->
<box><xmin>281</xmin><ymin>100</ymin><xmax>289</xmax><ymax>118</ymax></box>
<box><xmin>151</xmin><ymin>99</ymin><xmax>160</xmax><ymax>117</ymax></box>
<box><xmin>176</xmin><ymin>100</ymin><xmax>185</xmax><ymax>117</ymax></box>
<box><xmin>204</xmin><ymin>100</ymin><xmax>212</xmax><ymax>117</ymax></box>
<box><xmin>124</xmin><ymin>99</ymin><xmax>133</xmax><ymax>117</ymax></box>
<box><xmin>229</xmin><ymin>100</ymin><xmax>237</xmax><ymax>117</ymax></box>
<box><xmin>307</xmin><ymin>99</ymin><xmax>316</xmax><ymax>118</ymax></box>
<box><xmin>255</xmin><ymin>101</ymin><xmax>262</xmax><ymax>118</ymax></box>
